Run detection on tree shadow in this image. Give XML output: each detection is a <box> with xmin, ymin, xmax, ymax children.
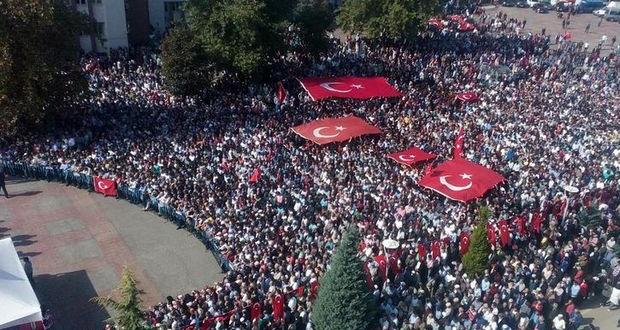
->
<box><xmin>12</xmin><ymin>234</ymin><xmax>37</xmax><ymax>247</ymax></box>
<box><xmin>36</xmin><ymin>270</ymin><xmax>111</xmax><ymax>330</ymax></box>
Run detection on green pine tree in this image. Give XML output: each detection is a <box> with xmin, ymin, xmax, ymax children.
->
<box><xmin>462</xmin><ymin>206</ymin><xmax>492</xmax><ymax>277</ymax></box>
<box><xmin>91</xmin><ymin>267</ymin><xmax>145</xmax><ymax>330</ymax></box>
<box><xmin>311</xmin><ymin>226</ymin><xmax>378</xmax><ymax>330</ymax></box>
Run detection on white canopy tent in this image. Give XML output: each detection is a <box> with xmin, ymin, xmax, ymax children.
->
<box><xmin>0</xmin><ymin>237</ymin><xmax>42</xmax><ymax>329</ymax></box>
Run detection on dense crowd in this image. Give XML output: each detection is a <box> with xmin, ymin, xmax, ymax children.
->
<box><xmin>2</xmin><ymin>9</ymin><xmax>620</xmax><ymax>330</ymax></box>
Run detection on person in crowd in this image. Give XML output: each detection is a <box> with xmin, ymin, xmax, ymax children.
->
<box><xmin>0</xmin><ymin>166</ymin><xmax>8</xmax><ymax>198</ymax></box>
<box><xmin>22</xmin><ymin>257</ymin><xmax>34</xmax><ymax>284</ymax></box>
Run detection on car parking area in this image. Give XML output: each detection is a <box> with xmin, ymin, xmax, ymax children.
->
<box><xmin>484</xmin><ymin>4</ymin><xmax>620</xmax><ymax>54</ymax></box>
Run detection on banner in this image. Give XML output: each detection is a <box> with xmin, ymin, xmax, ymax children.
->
<box><xmin>276</xmin><ymin>81</ymin><xmax>287</xmax><ymax>104</ymax></box>
<box><xmin>93</xmin><ymin>177</ymin><xmax>117</xmax><ymax>197</ymax></box>
<box><xmin>453</xmin><ymin>128</ymin><xmax>465</xmax><ymax>159</ymax></box>
<box><xmin>291</xmin><ymin>116</ymin><xmax>382</xmax><ymax>145</ymax></box>
<box><xmin>386</xmin><ymin>147</ymin><xmax>436</xmax><ymax>167</ymax></box>
<box><xmin>459</xmin><ymin>232</ymin><xmax>471</xmax><ymax>255</ymax></box>
<box><xmin>456</xmin><ymin>91</ymin><xmax>480</xmax><ymax>102</ymax></box>
<box><xmin>418</xmin><ymin>158</ymin><xmax>505</xmax><ymax>203</ymax></box>
<box><xmin>298</xmin><ymin>76</ymin><xmax>402</xmax><ymax>101</ymax></box>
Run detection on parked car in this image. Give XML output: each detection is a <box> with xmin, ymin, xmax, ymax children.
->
<box><xmin>575</xmin><ymin>1</ymin><xmax>605</xmax><ymax>13</ymax></box>
<box><xmin>594</xmin><ymin>8</ymin><xmax>606</xmax><ymax>16</ymax></box>
<box><xmin>556</xmin><ymin>2</ymin><xmax>572</xmax><ymax>12</ymax></box>
<box><xmin>515</xmin><ymin>0</ymin><xmax>529</xmax><ymax>7</ymax></box>
<box><xmin>532</xmin><ymin>2</ymin><xmax>552</xmax><ymax>12</ymax></box>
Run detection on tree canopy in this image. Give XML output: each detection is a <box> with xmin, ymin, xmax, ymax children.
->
<box><xmin>311</xmin><ymin>226</ymin><xmax>378</xmax><ymax>330</ymax></box>
<box><xmin>0</xmin><ymin>0</ymin><xmax>90</xmax><ymax>138</ymax></box>
<box><xmin>161</xmin><ymin>0</ymin><xmax>334</xmax><ymax>96</ymax></box>
<box><xmin>92</xmin><ymin>267</ymin><xmax>145</xmax><ymax>329</ymax></box>
<box><xmin>337</xmin><ymin>0</ymin><xmax>439</xmax><ymax>41</ymax></box>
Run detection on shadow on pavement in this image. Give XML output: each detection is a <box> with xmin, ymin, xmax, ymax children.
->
<box><xmin>5</xmin><ymin>177</ymin><xmax>36</xmax><ymax>185</ymax></box>
<box><xmin>11</xmin><ymin>234</ymin><xmax>37</xmax><ymax>247</ymax></box>
<box><xmin>8</xmin><ymin>190</ymin><xmax>43</xmax><ymax>197</ymax></box>
<box><xmin>17</xmin><ymin>251</ymin><xmax>42</xmax><ymax>258</ymax></box>
<box><xmin>36</xmin><ymin>270</ymin><xmax>111</xmax><ymax>330</ymax></box>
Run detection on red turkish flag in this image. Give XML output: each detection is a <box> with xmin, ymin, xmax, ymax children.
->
<box><xmin>291</xmin><ymin>116</ymin><xmax>382</xmax><ymax>145</ymax></box>
<box><xmin>249</xmin><ymin>168</ymin><xmax>261</xmax><ymax>183</ymax></box>
<box><xmin>431</xmin><ymin>240</ymin><xmax>441</xmax><ymax>260</ymax></box>
<box><xmin>498</xmin><ymin>219</ymin><xmax>510</xmax><ymax>246</ymax></box>
<box><xmin>453</xmin><ymin>128</ymin><xmax>465</xmax><ymax>159</ymax></box>
<box><xmin>448</xmin><ymin>15</ymin><xmax>466</xmax><ymax>23</ymax></box>
<box><xmin>375</xmin><ymin>255</ymin><xmax>387</xmax><ymax>280</ymax></box>
<box><xmin>298</xmin><ymin>76</ymin><xmax>402</xmax><ymax>101</ymax></box>
<box><xmin>459</xmin><ymin>232</ymin><xmax>471</xmax><ymax>255</ymax></box>
<box><xmin>427</xmin><ymin>18</ymin><xmax>446</xmax><ymax>29</ymax></box>
<box><xmin>487</xmin><ymin>224</ymin><xmax>497</xmax><ymax>246</ymax></box>
<box><xmin>272</xmin><ymin>294</ymin><xmax>284</xmax><ymax>321</ymax></box>
<box><xmin>458</xmin><ymin>21</ymin><xmax>475</xmax><ymax>32</ymax></box>
<box><xmin>418</xmin><ymin>158</ymin><xmax>505</xmax><ymax>203</ymax></box>
<box><xmin>276</xmin><ymin>81</ymin><xmax>287</xmax><ymax>104</ymax></box>
<box><xmin>418</xmin><ymin>242</ymin><xmax>427</xmax><ymax>260</ymax></box>
<box><xmin>515</xmin><ymin>215</ymin><xmax>526</xmax><ymax>236</ymax></box>
<box><xmin>456</xmin><ymin>91</ymin><xmax>480</xmax><ymax>103</ymax></box>
<box><xmin>310</xmin><ymin>282</ymin><xmax>319</xmax><ymax>300</ymax></box>
<box><xmin>250</xmin><ymin>302</ymin><xmax>262</xmax><ymax>321</ymax></box>
<box><xmin>387</xmin><ymin>147</ymin><xmax>436</xmax><ymax>166</ymax></box>
<box><xmin>531</xmin><ymin>212</ymin><xmax>543</xmax><ymax>234</ymax></box>
<box><xmin>93</xmin><ymin>177</ymin><xmax>117</xmax><ymax>197</ymax></box>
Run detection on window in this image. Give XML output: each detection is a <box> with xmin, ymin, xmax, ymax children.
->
<box><xmin>75</xmin><ymin>0</ymin><xmax>86</xmax><ymax>4</ymax></box>
<box><xmin>96</xmin><ymin>22</ymin><xmax>105</xmax><ymax>36</ymax></box>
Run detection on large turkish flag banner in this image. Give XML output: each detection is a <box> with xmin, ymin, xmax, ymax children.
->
<box><xmin>387</xmin><ymin>147</ymin><xmax>436</xmax><ymax>166</ymax></box>
<box><xmin>456</xmin><ymin>91</ymin><xmax>480</xmax><ymax>103</ymax></box>
<box><xmin>291</xmin><ymin>116</ymin><xmax>382</xmax><ymax>145</ymax></box>
<box><xmin>94</xmin><ymin>177</ymin><xmax>118</xmax><ymax>197</ymax></box>
<box><xmin>298</xmin><ymin>76</ymin><xmax>402</xmax><ymax>101</ymax></box>
<box><xmin>418</xmin><ymin>158</ymin><xmax>504</xmax><ymax>203</ymax></box>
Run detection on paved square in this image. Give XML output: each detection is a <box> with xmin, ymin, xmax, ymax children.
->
<box><xmin>58</xmin><ymin>239</ymin><xmax>103</xmax><ymax>264</ymax></box>
<box><xmin>88</xmin><ymin>266</ymin><xmax>119</xmax><ymax>293</ymax></box>
<box><xmin>0</xmin><ymin>179</ymin><xmax>222</xmax><ymax>329</ymax></box>
<box><xmin>46</xmin><ymin>217</ymin><xmax>85</xmax><ymax>236</ymax></box>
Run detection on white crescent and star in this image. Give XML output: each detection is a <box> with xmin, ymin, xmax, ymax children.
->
<box><xmin>398</xmin><ymin>154</ymin><xmax>416</xmax><ymax>162</ymax></box>
<box><xmin>319</xmin><ymin>82</ymin><xmax>364</xmax><ymax>93</ymax></box>
<box><xmin>439</xmin><ymin>173</ymin><xmax>473</xmax><ymax>191</ymax></box>
<box><xmin>312</xmin><ymin>126</ymin><xmax>346</xmax><ymax>139</ymax></box>
<box><xmin>97</xmin><ymin>181</ymin><xmax>110</xmax><ymax>190</ymax></box>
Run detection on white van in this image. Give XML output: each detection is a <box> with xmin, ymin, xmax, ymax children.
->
<box><xmin>527</xmin><ymin>0</ymin><xmax>541</xmax><ymax>7</ymax></box>
<box><xmin>605</xmin><ymin>1</ymin><xmax>620</xmax><ymax>21</ymax></box>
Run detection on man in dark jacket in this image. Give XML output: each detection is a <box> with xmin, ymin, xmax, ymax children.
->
<box><xmin>0</xmin><ymin>167</ymin><xmax>8</xmax><ymax>198</ymax></box>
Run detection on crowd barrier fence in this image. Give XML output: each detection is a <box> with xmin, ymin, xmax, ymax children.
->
<box><xmin>2</xmin><ymin>161</ymin><xmax>233</xmax><ymax>272</ymax></box>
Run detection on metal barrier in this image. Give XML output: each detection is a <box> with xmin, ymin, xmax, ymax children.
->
<box><xmin>2</xmin><ymin>161</ymin><xmax>232</xmax><ymax>272</ymax></box>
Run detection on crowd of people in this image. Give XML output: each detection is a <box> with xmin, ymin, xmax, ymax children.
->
<box><xmin>1</xmin><ymin>8</ymin><xmax>620</xmax><ymax>330</ymax></box>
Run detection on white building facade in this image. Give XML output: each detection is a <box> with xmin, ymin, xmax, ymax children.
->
<box><xmin>148</xmin><ymin>0</ymin><xmax>186</xmax><ymax>35</ymax></box>
<box><xmin>75</xmin><ymin>0</ymin><xmax>129</xmax><ymax>53</ymax></box>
